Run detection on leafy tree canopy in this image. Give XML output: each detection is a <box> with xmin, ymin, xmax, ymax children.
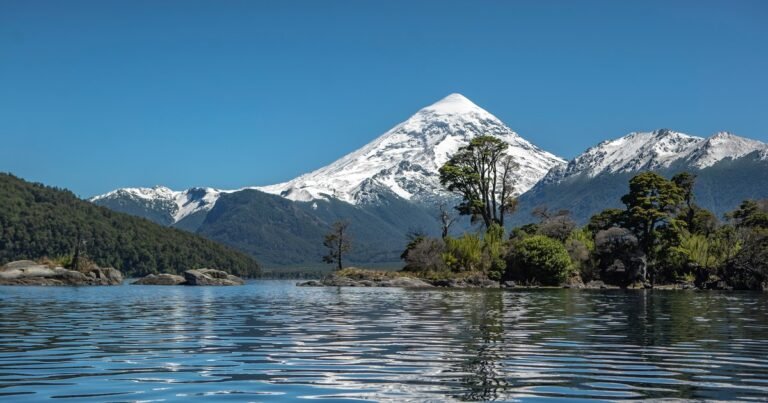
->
<box><xmin>439</xmin><ymin>135</ymin><xmax>519</xmax><ymax>229</ymax></box>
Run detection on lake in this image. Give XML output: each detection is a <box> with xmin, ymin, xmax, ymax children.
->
<box><xmin>0</xmin><ymin>281</ymin><xmax>767</xmax><ymax>402</ymax></box>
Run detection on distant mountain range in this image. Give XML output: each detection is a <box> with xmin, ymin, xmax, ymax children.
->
<box><xmin>516</xmin><ymin>130</ymin><xmax>768</xmax><ymax>223</ymax></box>
<box><xmin>91</xmin><ymin>94</ymin><xmax>768</xmax><ymax>267</ymax></box>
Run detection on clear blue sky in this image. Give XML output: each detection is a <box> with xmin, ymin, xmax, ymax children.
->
<box><xmin>1</xmin><ymin>0</ymin><xmax>766</xmax><ymax>197</ymax></box>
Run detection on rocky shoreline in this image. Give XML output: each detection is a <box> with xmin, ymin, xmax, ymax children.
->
<box><xmin>297</xmin><ymin>269</ymin><xmax>505</xmax><ymax>289</ymax></box>
<box><xmin>133</xmin><ymin>269</ymin><xmax>245</xmax><ymax>286</ymax></box>
<box><xmin>0</xmin><ymin>260</ymin><xmax>123</xmax><ymax>286</ymax></box>
<box><xmin>296</xmin><ymin>269</ymin><xmax>708</xmax><ymax>290</ymax></box>
<box><xmin>0</xmin><ymin>260</ymin><xmax>245</xmax><ymax>286</ymax></box>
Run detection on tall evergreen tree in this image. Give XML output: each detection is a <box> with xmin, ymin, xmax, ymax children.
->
<box><xmin>620</xmin><ymin>172</ymin><xmax>684</xmax><ymax>283</ymax></box>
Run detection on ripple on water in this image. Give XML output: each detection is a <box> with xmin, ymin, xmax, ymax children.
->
<box><xmin>0</xmin><ymin>283</ymin><xmax>766</xmax><ymax>401</ymax></box>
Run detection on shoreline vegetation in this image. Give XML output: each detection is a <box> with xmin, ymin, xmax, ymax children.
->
<box><xmin>1</xmin><ymin>133</ymin><xmax>767</xmax><ymax>292</ymax></box>
<box><xmin>310</xmin><ymin>137</ymin><xmax>768</xmax><ymax>292</ymax></box>
<box><xmin>297</xmin><ymin>267</ymin><xmax>700</xmax><ymax>290</ymax></box>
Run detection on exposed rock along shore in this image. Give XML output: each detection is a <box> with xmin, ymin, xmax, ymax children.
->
<box><xmin>0</xmin><ymin>260</ymin><xmax>245</xmax><ymax>286</ymax></box>
<box><xmin>133</xmin><ymin>268</ymin><xmax>245</xmax><ymax>286</ymax></box>
<box><xmin>0</xmin><ymin>260</ymin><xmax>123</xmax><ymax>286</ymax></box>
<box><xmin>297</xmin><ymin>273</ymin><xmax>501</xmax><ymax>288</ymax></box>
<box><xmin>297</xmin><ymin>274</ymin><xmax>706</xmax><ymax>290</ymax></box>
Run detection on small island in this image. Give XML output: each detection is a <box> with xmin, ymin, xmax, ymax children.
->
<box><xmin>303</xmin><ymin>138</ymin><xmax>768</xmax><ymax>292</ymax></box>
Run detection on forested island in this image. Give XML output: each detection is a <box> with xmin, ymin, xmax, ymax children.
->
<box><xmin>317</xmin><ymin>136</ymin><xmax>768</xmax><ymax>291</ymax></box>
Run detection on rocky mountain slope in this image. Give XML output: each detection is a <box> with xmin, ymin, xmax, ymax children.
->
<box><xmin>90</xmin><ymin>186</ymin><xmax>225</xmax><ymax>230</ymax></box>
<box><xmin>518</xmin><ymin>129</ymin><xmax>768</xmax><ymax>223</ymax></box>
<box><xmin>258</xmin><ymin>93</ymin><xmax>565</xmax><ymax>205</ymax></box>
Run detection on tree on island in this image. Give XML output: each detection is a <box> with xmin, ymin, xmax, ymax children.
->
<box><xmin>322</xmin><ymin>221</ymin><xmax>352</xmax><ymax>270</ymax></box>
<box><xmin>620</xmin><ymin>172</ymin><xmax>684</xmax><ymax>284</ymax></box>
<box><xmin>439</xmin><ymin>135</ymin><xmax>519</xmax><ymax>229</ymax></box>
<box><xmin>438</xmin><ymin>203</ymin><xmax>457</xmax><ymax>239</ymax></box>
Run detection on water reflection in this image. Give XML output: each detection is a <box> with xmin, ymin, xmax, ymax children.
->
<box><xmin>0</xmin><ymin>283</ymin><xmax>766</xmax><ymax>401</ymax></box>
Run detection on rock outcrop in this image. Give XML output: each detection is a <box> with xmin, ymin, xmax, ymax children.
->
<box><xmin>132</xmin><ymin>269</ymin><xmax>245</xmax><ymax>286</ymax></box>
<box><xmin>298</xmin><ymin>275</ymin><xmax>433</xmax><ymax>288</ymax></box>
<box><xmin>183</xmin><ymin>268</ymin><xmax>244</xmax><ymax>286</ymax></box>
<box><xmin>0</xmin><ymin>260</ymin><xmax>123</xmax><ymax>286</ymax></box>
<box><xmin>133</xmin><ymin>273</ymin><xmax>186</xmax><ymax>285</ymax></box>
<box><xmin>431</xmin><ymin>275</ymin><xmax>499</xmax><ymax>288</ymax></box>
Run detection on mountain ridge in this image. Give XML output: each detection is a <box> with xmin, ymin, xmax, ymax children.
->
<box><xmin>88</xmin><ymin>94</ymin><xmax>768</xmax><ymax>266</ymax></box>
<box><xmin>92</xmin><ymin>93</ymin><xmax>566</xmax><ymax>223</ymax></box>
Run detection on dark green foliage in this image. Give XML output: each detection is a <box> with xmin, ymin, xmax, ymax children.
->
<box><xmin>720</xmin><ymin>200</ymin><xmax>768</xmax><ymax>290</ymax></box>
<box><xmin>688</xmin><ymin>207</ymin><xmax>719</xmax><ymax>236</ymax></box>
<box><xmin>723</xmin><ymin>233</ymin><xmax>768</xmax><ymax>290</ymax></box>
<box><xmin>594</xmin><ymin>227</ymin><xmax>645</xmax><ymax>286</ymax></box>
<box><xmin>587</xmin><ymin>208</ymin><xmax>625</xmax><ymax>235</ymax></box>
<box><xmin>444</xmin><ymin>233</ymin><xmax>484</xmax><ymax>272</ymax></box>
<box><xmin>672</xmin><ymin>172</ymin><xmax>697</xmax><ymax>228</ymax></box>
<box><xmin>509</xmin><ymin>223</ymin><xmax>539</xmax><ymax>240</ymax></box>
<box><xmin>482</xmin><ymin>224</ymin><xmax>507</xmax><ymax>281</ymax></box>
<box><xmin>729</xmin><ymin>200</ymin><xmax>768</xmax><ymax>229</ymax></box>
<box><xmin>620</xmin><ymin>172</ymin><xmax>684</xmax><ymax>283</ymax></box>
<box><xmin>439</xmin><ymin>135</ymin><xmax>519</xmax><ymax>228</ymax></box>
<box><xmin>505</xmin><ymin>235</ymin><xmax>571</xmax><ymax>285</ymax></box>
<box><xmin>402</xmin><ymin>224</ymin><xmax>507</xmax><ymax>281</ymax></box>
<box><xmin>565</xmin><ymin>228</ymin><xmax>598</xmax><ymax>281</ymax></box>
<box><xmin>0</xmin><ymin>173</ymin><xmax>260</xmax><ymax>277</ymax></box>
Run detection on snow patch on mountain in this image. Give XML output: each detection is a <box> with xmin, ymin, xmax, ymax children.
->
<box><xmin>91</xmin><ymin>186</ymin><xmax>227</xmax><ymax>222</ymax></box>
<box><xmin>544</xmin><ymin>129</ymin><xmax>768</xmax><ymax>184</ymax></box>
<box><xmin>684</xmin><ymin>132</ymin><xmax>767</xmax><ymax>168</ymax></box>
<box><xmin>258</xmin><ymin>93</ymin><xmax>566</xmax><ymax>204</ymax></box>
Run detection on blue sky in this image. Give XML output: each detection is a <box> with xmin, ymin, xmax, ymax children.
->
<box><xmin>1</xmin><ymin>0</ymin><xmax>766</xmax><ymax>197</ymax></box>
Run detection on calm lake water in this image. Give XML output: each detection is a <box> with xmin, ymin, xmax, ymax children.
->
<box><xmin>0</xmin><ymin>281</ymin><xmax>767</xmax><ymax>402</ymax></box>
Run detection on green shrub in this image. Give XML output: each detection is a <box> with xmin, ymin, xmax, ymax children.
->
<box><xmin>444</xmin><ymin>233</ymin><xmax>483</xmax><ymax>272</ymax></box>
<box><xmin>506</xmin><ymin>235</ymin><xmax>572</xmax><ymax>285</ymax></box>
<box><xmin>565</xmin><ymin>227</ymin><xmax>597</xmax><ymax>281</ymax></box>
<box><xmin>483</xmin><ymin>224</ymin><xmax>507</xmax><ymax>281</ymax></box>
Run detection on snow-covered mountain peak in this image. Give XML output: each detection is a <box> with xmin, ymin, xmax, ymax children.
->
<box><xmin>420</xmin><ymin>93</ymin><xmax>493</xmax><ymax>117</ymax></box>
<box><xmin>687</xmin><ymin>131</ymin><xmax>767</xmax><ymax>168</ymax></box>
<box><xmin>543</xmin><ymin>129</ymin><xmax>767</xmax><ymax>184</ymax></box>
<box><xmin>258</xmin><ymin>94</ymin><xmax>565</xmax><ymax>204</ymax></box>
<box><xmin>90</xmin><ymin>186</ymin><xmax>226</xmax><ymax>223</ymax></box>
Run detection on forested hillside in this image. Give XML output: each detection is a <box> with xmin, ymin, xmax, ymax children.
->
<box><xmin>0</xmin><ymin>173</ymin><xmax>260</xmax><ymax>277</ymax></box>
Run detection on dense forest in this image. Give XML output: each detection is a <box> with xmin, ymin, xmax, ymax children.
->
<box><xmin>400</xmin><ymin>136</ymin><xmax>768</xmax><ymax>290</ymax></box>
<box><xmin>0</xmin><ymin>173</ymin><xmax>260</xmax><ymax>277</ymax></box>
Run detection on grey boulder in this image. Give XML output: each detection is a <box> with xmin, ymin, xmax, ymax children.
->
<box><xmin>183</xmin><ymin>268</ymin><xmax>244</xmax><ymax>286</ymax></box>
<box><xmin>133</xmin><ymin>273</ymin><xmax>186</xmax><ymax>285</ymax></box>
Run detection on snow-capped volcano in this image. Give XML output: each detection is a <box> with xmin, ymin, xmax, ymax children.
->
<box><xmin>543</xmin><ymin>129</ymin><xmax>768</xmax><ymax>183</ymax></box>
<box><xmin>258</xmin><ymin>93</ymin><xmax>566</xmax><ymax>204</ymax></box>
